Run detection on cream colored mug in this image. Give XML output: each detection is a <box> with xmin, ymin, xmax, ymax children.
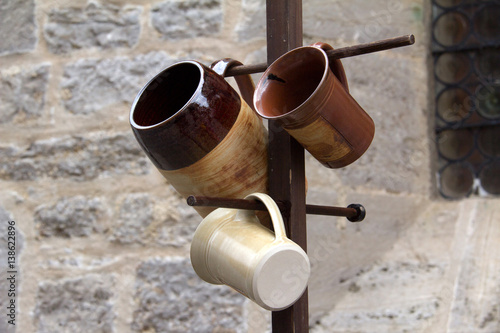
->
<box><xmin>190</xmin><ymin>193</ymin><xmax>310</xmax><ymax>311</ymax></box>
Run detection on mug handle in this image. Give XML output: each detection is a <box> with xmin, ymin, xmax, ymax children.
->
<box><xmin>211</xmin><ymin>58</ymin><xmax>256</xmax><ymax>110</ymax></box>
<box><xmin>235</xmin><ymin>193</ymin><xmax>287</xmax><ymax>242</ymax></box>
<box><xmin>312</xmin><ymin>42</ymin><xmax>349</xmax><ymax>92</ymax></box>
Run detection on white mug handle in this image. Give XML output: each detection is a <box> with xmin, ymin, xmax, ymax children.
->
<box><xmin>235</xmin><ymin>193</ymin><xmax>287</xmax><ymax>242</ymax></box>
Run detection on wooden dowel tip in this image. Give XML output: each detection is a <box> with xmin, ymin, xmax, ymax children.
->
<box><xmin>186</xmin><ymin>195</ymin><xmax>197</xmax><ymax>206</ymax></box>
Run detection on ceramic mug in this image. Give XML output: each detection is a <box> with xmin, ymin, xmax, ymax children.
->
<box><xmin>130</xmin><ymin>59</ymin><xmax>268</xmax><ymax>218</ymax></box>
<box><xmin>190</xmin><ymin>192</ymin><xmax>310</xmax><ymax>311</ymax></box>
<box><xmin>253</xmin><ymin>42</ymin><xmax>375</xmax><ymax>168</ymax></box>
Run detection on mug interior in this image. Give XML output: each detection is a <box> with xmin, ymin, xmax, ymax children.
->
<box><xmin>255</xmin><ymin>48</ymin><xmax>326</xmax><ymax>118</ymax></box>
<box><xmin>131</xmin><ymin>62</ymin><xmax>201</xmax><ymax>127</ymax></box>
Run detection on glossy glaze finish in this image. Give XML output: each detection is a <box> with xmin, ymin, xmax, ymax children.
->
<box><xmin>160</xmin><ymin>99</ymin><xmax>268</xmax><ymax>218</ymax></box>
<box><xmin>131</xmin><ymin>61</ymin><xmax>240</xmax><ymax>171</ymax></box>
<box><xmin>254</xmin><ymin>43</ymin><xmax>375</xmax><ymax>168</ymax></box>
<box><xmin>190</xmin><ymin>193</ymin><xmax>310</xmax><ymax>311</ymax></box>
<box><xmin>130</xmin><ymin>60</ymin><xmax>269</xmax><ymax>219</ymax></box>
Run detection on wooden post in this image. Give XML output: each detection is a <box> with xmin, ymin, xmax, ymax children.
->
<box><xmin>186</xmin><ymin>3</ymin><xmax>414</xmax><ymax>331</ymax></box>
<box><xmin>266</xmin><ymin>1</ymin><xmax>309</xmax><ymax>332</ymax></box>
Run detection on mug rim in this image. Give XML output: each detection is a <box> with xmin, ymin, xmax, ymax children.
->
<box><xmin>253</xmin><ymin>45</ymin><xmax>329</xmax><ymax>121</ymax></box>
<box><xmin>129</xmin><ymin>60</ymin><xmax>204</xmax><ymax>130</ymax></box>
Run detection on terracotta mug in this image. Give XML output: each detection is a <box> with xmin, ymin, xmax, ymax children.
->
<box><xmin>190</xmin><ymin>193</ymin><xmax>310</xmax><ymax>311</ymax></box>
<box><xmin>253</xmin><ymin>42</ymin><xmax>375</xmax><ymax>168</ymax></box>
<box><xmin>130</xmin><ymin>59</ymin><xmax>268</xmax><ymax>217</ymax></box>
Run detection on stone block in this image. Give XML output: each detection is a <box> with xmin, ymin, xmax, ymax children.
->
<box><xmin>133</xmin><ymin>257</ymin><xmax>245</xmax><ymax>332</ymax></box>
<box><xmin>110</xmin><ymin>193</ymin><xmax>153</xmax><ymax>245</ymax></box>
<box><xmin>151</xmin><ymin>0</ymin><xmax>223</xmax><ymax>40</ymax></box>
<box><xmin>0</xmin><ymin>0</ymin><xmax>37</xmax><ymax>55</ymax></box>
<box><xmin>334</xmin><ymin>53</ymin><xmax>429</xmax><ymax>193</ymax></box>
<box><xmin>234</xmin><ymin>0</ymin><xmax>265</xmax><ymax>42</ymax></box>
<box><xmin>154</xmin><ymin>198</ymin><xmax>200</xmax><ymax>248</ymax></box>
<box><xmin>61</xmin><ymin>52</ymin><xmax>176</xmax><ymax>114</ymax></box>
<box><xmin>311</xmin><ymin>253</ymin><xmax>446</xmax><ymax>332</ymax></box>
<box><xmin>307</xmin><ymin>192</ymin><xmax>425</xmax><ymax>316</ymax></box>
<box><xmin>0</xmin><ymin>64</ymin><xmax>50</xmax><ymax>123</ymax></box>
<box><xmin>303</xmin><ymin>0</ymin><xmax>423</xmax><ymax>44</ymax></box>
<box><xmin>445</xmin><ymin>200</ymin><xmax>500</xmax><ymax>332</ymax></box>
<box><xmin>43</xmin><ymin>1</ymin><xmax>141</xmax><ymax>54</ymax></box>
<box><xmin>110</xmin><ymin>193</ymin><xmax>200</xmax><ymax>247</ymax></box>
<box><xmin>34</xmin><ymin>196</ymin><xmax>107</xmax><ymax>237</ymax></box>
<box><xmin>0</xmin><ymin>132</ymin><xmax>149</xmax><ymax>181</ymax></box>
<box><xmin>34</xmin><ymin>274</ymin><xmax>114</xmax><ymax>333</ymax></box>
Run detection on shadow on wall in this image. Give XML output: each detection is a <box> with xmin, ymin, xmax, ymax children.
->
<box><xmin>306</xmin><ymin>190</ymin><xmax>424</xmax><ymax>316</ymax></box>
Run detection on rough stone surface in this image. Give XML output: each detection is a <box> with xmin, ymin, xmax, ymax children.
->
<box><xmin>43</xmin><ymin>1</ymin><xmax>141</xmax><ymax>54</ymax></box>
<box><xmin>445</xmin><ymin>200</ymin><xmax>500</xmax><ymax>332</ymax></box>
<box><xmin>308</xmin><ymin>197</ymin><xmax>453</xmax><ymax>332</ymax></box>
<box><xmin>34</xmin><ymin>196</ymin><xmax>107</xmax><ymax>238</ymax></box>
<box><xmin>133</xmin><ymin>257</ymin><xmax>246</xmax><ymax>333</ymax></box>
<box><xmin>303</xmin><ymin>0</ymin><xmax>423</xmax><ymax>43</ymax></box>
<box><xmin>335</xmin><ymin>54</ymin><xmax>429</xmax><ymax>193</ymax></box>
<box><xmin>0</xmin><ymin>0</ymin><xmax>37</xmax><ymax>55</ymax></box>
<box><xmin>308</xmin><ymin>197</ymin><xmax>497</xmax><ymax>332</ymax></box>
<box><xmin>151</xmin><ymin>0</ymin><xmax>223</xmax><ymax>40</ymax></box>
<box><xmin>61</xmin><ymin>52</ymin><xmax>176</xmax><ymax>114</ymax></box>
<box><xmin>0</xmin><ymin>64</ymin><xmax>50</xmax><ymax>123</ymax></box>
<box><xmin>39</xmin><ymin>254</ymin><xmax>117</xmax><ymax>270</ymax></box>
<box><xmin>0</xmin><ymin>206</ymin><xmax>22</xmax><ymax>333</ymax></box>
<box><xmin>110</xmin><ymin>193</ymin><xmax>199</xmax><ymax>247</ymax></box>
<box><xmin>234</xmin><ymin>0</ymin><xmax>265</xmax><ymax>42</ymax></box>
<box><xmin>311</xmin><ymin>261</ymin><xmax>443</xmax><ymax>332</ymax></box>
<box><xmin>0</xmin><ymin>132</ymin><xmax>149</xmax><ymax>181</ymax></box>
<box><xmin>155</xmin><ymin>200</ymin><xmax>200</xmax><ymax>247</ymax></box>
<box><xmin>110</xmin><ymin>193</ymin><xmax>153</xmax><ymax>245</ymax></box>
<box><xmin>34</xmin><ymin>274</ymin><xmax>115</xmax><ymax>333</ymax></box>
<box><xmin>234</xmin><ymin>0</ymin><xmax>422</xmax><ymax>44</ymax></box>
<box><xmin>307</xmin><ymin>192</ymin><xmax>425</xmax><ymax>316</ymax></box>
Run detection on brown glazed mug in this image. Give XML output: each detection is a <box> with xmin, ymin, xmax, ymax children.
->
<box><xmin>130</xmin><ymin>59</ymin><xmax>268</xmax><ymax>218</ymax></box>
<box><xmin>253</xmin><ymin>42</ymin><xmax>375</xmax><ymax>168</ymax></box>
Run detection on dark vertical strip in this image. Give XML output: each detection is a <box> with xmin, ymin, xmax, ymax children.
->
<box><xmin>266</xmin><ymin>1</ymin><xmax>308</xmax><ymax>332</ymax></box>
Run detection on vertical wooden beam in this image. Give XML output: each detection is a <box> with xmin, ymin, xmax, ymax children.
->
<box><xmin>266</xmin><ymin>1</ymin><xmax>308</xmax><ymax>332</ymax></box>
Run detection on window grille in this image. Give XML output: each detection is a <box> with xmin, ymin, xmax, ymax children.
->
<box><xmin>432</xmin><ymin>0</ymin><xmax>500</xmax><ymax>198</ymax></box>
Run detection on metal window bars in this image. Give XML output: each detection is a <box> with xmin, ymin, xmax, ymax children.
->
<box><xmin>432</xmin><ymin>0</ymin><xmax>500</xmax><ymax>198</ymax></box>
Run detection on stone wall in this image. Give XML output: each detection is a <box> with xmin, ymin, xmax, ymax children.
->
<box><xmin>0</xmin><ymin>0</ymin><xmax>498</xmax><ymax>332</ymax></box>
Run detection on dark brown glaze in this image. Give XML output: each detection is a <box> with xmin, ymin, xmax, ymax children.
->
<box><xmin>130</xmin><ymin>61</ymin><xmax>240</xmax><ymax>171</ymax></box>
